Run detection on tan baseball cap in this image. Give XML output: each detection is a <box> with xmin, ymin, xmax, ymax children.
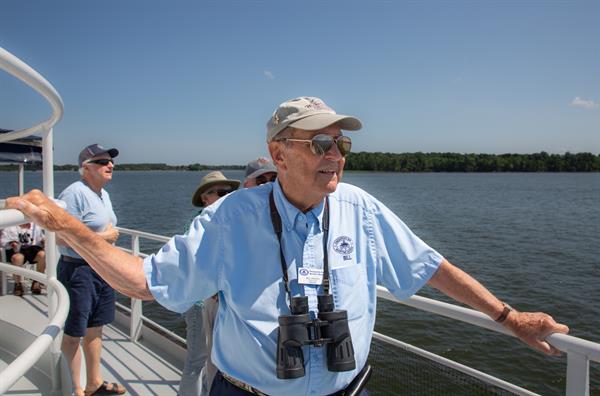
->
<box><xmin>266</xmin><ymin>97</ymin><xmax>362</xmax><ymax>142</ymax></box>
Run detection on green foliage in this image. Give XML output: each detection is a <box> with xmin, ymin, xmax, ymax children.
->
<box><xmin>344</xmin><ymin>151</ymin><xmax>600</xmax><ymax>172</ymax></box>
<box><xmin>1</xmin><ymin>153</ymin><xmax>598</xmax><ymax>172</ymax></box>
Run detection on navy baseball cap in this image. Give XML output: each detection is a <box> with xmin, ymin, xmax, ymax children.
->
<box><xmin>78</xmin><ymin>144</ymin><xmax>119</xmax><ymax>167</ymax></box>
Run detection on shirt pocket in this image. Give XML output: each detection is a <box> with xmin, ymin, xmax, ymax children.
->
<box><xmin>330</xmin><ymin>264</ymin><xmax>368</xmax><ymax>320</ymax></box>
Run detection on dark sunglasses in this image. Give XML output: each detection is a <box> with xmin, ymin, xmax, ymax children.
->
<box><xmin>87</xmin><ymin>158</ymin><xmax>114</xmax><ymax>166</ymax></box>
<box><xmin>205</xmin><ymin>188</ymin><xmax>233</xmax><ymax>197</ymax></box>
<box><xmin>255</xmin><ymin>174</ymin><xmax>277</xmax><ymax>186</ymax></box>
<box><xmin>277</xmin><ymin>134</ymin><xmax>352</xmax><ymax>157</ymax></box>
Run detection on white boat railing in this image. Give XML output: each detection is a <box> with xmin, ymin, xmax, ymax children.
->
<box><xmin>0</xmin><ymin>47</ymin><xmax>63</xmax><ymax>143</ymax></box>
<box><xmin>0</xmin><ymin>263</ymin><xmax>70</xmax><ymax>395</ymax></box>
<box><xmin>116</xmin><ymin>226</ymin><xmax>599</xmax><ymax>396</ymax></box>
<box><xmin>377</xmin><ymin>288</ymin><xmax>600</xmax><ymax>396</ymax></box>
<box><xmin>0</xmin><ymin>46</ymin><xmax>65</xmax><ymax>395</ymax></box>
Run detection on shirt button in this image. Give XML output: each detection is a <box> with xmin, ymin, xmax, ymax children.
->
<box><xmin>298</xmin><ymin>214</ymin><xmax>305</xmax><ymax>221</ymax></box>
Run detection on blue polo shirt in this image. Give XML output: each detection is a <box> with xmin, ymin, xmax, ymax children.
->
<box><xmin>58</xmin><ymin>180</ymin><xmax>117</xmax><ymax>259</ymax></box>
<box><xmin>144</xmin><ymin>181</ymin><xmax>442</xmax><ymax>395</ymax></box>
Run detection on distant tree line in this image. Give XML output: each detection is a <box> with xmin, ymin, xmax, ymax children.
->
<box><xmin>344</xmin><ymin>151</ymin><xmax>600</xmax><ymax>172</ymax></box>
<box><xmin>0</xmin><ymin>163</ymin><xmax>244</xmax><ymax>171</ymax></box>
<box><xmin>1</xmin><ymin>152</ymin><xmax>599</xmax><ymax>172</ymax></box>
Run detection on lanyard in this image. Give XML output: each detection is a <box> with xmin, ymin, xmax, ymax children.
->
<box><xmin>269</xmin><ymin>191</ymin><xmax>330</xmax><ymax>311</ymax></box>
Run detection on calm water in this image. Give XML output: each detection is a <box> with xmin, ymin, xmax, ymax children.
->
<box><xmin>1</xmin><ymin>171</ymin><xmax>598</xmax><ymax>395</ymax></box>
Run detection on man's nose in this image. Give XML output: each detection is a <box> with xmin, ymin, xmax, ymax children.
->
<box><xmin>323</xmin><ymin>141</ymin><xmax>343</xmax><ymax>161</ymax></box>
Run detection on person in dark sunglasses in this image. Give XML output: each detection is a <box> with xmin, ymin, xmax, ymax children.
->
<box><xmin>191</xmin><ymin>171</ymin><xmax>240</xmax><ymax>208</ymax></box>
<box><xmin>56</xmin><ymin>143</ymin><xmax>126</xmax><ymax>396</ymax></box>
<box><xmin>243</xmin><ymin>157</ymin><xmax>278</xmax><ymax>187</ymax></box>
<box><xmin>181</xmin><ymin>170</ymin><xmax>240</xmax><ymax>396</ymax></box>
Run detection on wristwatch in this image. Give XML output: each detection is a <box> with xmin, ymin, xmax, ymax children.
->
<box><xmin>494</xmin><ymin>303</ymin><xmax>514</xmax><ymax>323</ymax></box>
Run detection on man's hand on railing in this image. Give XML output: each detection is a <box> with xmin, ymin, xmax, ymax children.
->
<box><xmin>503</xmin><ymin>310</ymin><xmax>569</xmax><ymax>356</ymax></box>
<box><xmin>427</xmin><ymin>259</ymin><xmax>570</xmax><ymax>356</ymax></box>
<box><xmin>4</xmin><ymin>190</ymin><xmax>71</xmax><ymax>232</ymax></box>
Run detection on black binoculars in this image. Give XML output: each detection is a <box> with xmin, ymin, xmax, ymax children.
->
<box><xmin>276</xmin><ymin>294</ymin><xmax>355</xmax><ymax>379</ymax></box>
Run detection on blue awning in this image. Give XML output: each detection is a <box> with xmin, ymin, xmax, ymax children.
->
<box><xmin>0</xmin><ymin>129</ymin><xmax>43</xmax><ymax>164</ymax></box>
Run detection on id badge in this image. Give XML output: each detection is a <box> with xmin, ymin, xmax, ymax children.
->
<box><xmin>297</xmin><ymin>267</ymin><xmax>324</xmax><ymax>285</ymax></box>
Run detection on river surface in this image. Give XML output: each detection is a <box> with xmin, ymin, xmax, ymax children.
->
<box><xmin>1</xmin><ymin>171</ymin><xmax>598</xmax><ymax>395</ymax></box>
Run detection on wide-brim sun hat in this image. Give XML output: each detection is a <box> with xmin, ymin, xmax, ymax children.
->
<box><xmin>192</xmin><ymin>171</ymin><xmax>240</xmax><ymax>207</ymax></box>
<box><xmin>266</xmin><ymin>96</ymin><xmax>362</xmax><ymax>142</ymax></box>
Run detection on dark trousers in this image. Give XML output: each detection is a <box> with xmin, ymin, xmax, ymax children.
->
<box><xmin>209</xmin><ymin>371</ymin><xmax>369</xmax><ymax>396</ymax></box>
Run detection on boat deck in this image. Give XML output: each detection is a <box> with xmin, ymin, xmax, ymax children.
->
<box><xmin>0</xmin><ymin>288</ymin><xmax>182</xmax><ymax>396</ymax></box>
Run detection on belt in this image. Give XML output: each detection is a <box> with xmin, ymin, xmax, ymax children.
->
<box><xmin>60</xmin><ymin>255</ymin><xmax>88</xmax><ymax>264</ymax></box>
<box><xmin>220</xmin><ymin>372</ymin><xmax>268</xmax><ymax>396</ymax></box>
<box><xmin>220</xmin><ymin>364</ymin><xmax>371</xmax><ymax>396</ymax></box>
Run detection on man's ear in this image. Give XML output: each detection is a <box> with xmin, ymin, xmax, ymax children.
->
<box><xmin>268</xmin><ymin>141</ymin><xmax>286</xmax><ymax>170</ymax></box>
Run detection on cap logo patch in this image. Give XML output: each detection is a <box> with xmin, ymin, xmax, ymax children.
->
<box><xmin>305</xmin><ymin>98</ymin><xmax>332</xmax><ymax>112</ymax></box>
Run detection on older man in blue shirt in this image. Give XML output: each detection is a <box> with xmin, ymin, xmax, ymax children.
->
<box><xmin>7</xmin><ymin>97</ymin><xmax>569</xmax><ymax>396</ymax></box>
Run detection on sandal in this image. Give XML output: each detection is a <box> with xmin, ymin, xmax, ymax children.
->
<box><xmin>31</xmin><ymin>281</ymin><xmax>42</xmax><ymax>295</ymax></box>
<box><xmin>85</xmin><ymin>381</ymin><xmax>126</xmax><ymax>395</ymax></box>
<box><xmin>13</xmin><ymin>282</ymin><xmax>24</xmax><ymax>297</ymax></box>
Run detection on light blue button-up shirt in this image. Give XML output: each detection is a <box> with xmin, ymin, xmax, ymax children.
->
<box><xmin>144</xmin><ymin>181</ymin><xmax>443</xmax><ymax>395</ymax></box>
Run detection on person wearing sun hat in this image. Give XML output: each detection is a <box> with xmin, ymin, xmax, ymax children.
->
<box><xmin>192</xmin><ymin>171</ymin><xmax>240</xmax><ymax>208</ymax></box>
<box><xmin>181</xmin><ymin>170</ymin><xmax>240</xmax><ymax>396</ymax></box>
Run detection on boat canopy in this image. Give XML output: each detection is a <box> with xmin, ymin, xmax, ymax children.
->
<box><xmin>0</xmin><ymin>128</ymin><xmax>42</xmax><ymax>164</ymax></box>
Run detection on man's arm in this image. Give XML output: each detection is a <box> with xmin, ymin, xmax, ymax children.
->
<box><xmin>427</xmin><ymin>259</ymin><xmax>569</xmax><ymax>355</ymax></box>
<box><xmin>57</xmin><ymin>223</ymin><xmax>119</xmax><ymax>246</ymax></box>
<box><xmin>6</xmin><ymin>190</ymin><xmax>152</xmax><ymax>300</ymax></box>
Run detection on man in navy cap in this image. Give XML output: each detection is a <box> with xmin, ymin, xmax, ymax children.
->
<box><xmin>57</xmin><ymin>144</ymin><xmax>125</xmax><ymax>396</ymax></box>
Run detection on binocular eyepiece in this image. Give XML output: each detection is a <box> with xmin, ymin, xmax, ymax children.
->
<box><xmin>276</xmin><ymin>294</ymin><xmax>355</xmax><ymax>379</ymax></box>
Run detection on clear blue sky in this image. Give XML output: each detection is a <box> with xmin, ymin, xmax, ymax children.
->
<box><xmin>1</xmin><ymin>0</ymin><xmax>599</xmax><ymax>165</ymax></box>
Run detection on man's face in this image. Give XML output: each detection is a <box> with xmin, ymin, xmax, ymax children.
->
<box><xmin>272</xmin><ymin>125</ymin><xmax>345</xmax><ymax>208</ymax></box>
<box><xmin>84</xmin><ymin>153</ymin><xmax>114</xmax><ymax>185</ymax></box>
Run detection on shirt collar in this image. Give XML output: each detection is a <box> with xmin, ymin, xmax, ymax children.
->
<box><xmin>272</xmin><ymin>180</ymin><xmax>326</xmax><ymax>233</ymax></box>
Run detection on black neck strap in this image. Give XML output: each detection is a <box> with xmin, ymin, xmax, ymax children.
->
<box><xmin>269</xmin><ymin>191</ymin><xmax>330</xmax><ymax>310</ymax></box>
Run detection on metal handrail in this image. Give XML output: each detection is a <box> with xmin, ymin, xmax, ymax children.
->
<box><xmin>0</xmin><ymin>263</ymin><xmax>70</xmax><ymax>394</ymax></box>
<box><xmin>0</xmin><ymin>47</ymin><xmax>63</xmax><ymax>143</ymax></box>
<box><xmin>377</xmin><ymin>287</ymin><xmax>600</xmax><ymax>363</ymax></box>
<box><xmin>0</xmin><ymin>45</ymin><xmax>65</xmax><ymax>394</ymax></box>
<box><xmin>117</xmin><ymin>226</ymin><xmax>600</xmax><ymax>396</ymax></box>
<box><xmin>117</xmin><ymin>226</ymin><xmax>171</xmax><ymax>244</ymax></box>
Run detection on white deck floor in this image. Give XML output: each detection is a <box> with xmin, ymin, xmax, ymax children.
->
<box><xmin>0</xmin><ymin>287</ymin><xmax>182</xmax><ymax>396</ymax></box>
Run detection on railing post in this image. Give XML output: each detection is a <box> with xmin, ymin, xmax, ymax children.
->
<box><xmin>565</xmin><ymin>351</ymin><xmax>589</xmax><ymax>396</ymax></box>
<box><xmin>42</xmin><ymin>126</ymin><xmax>65</xmax><ymax>396</ymax></box>
<box><xmin>18</xmin><ymin>163</ymin><xmax>25</xmax><ymax>195</ymax></box>
<box><xmin>130</xmin><ymin>234</ymin><xmax>143</xmax><ymax>342</ymax></box>
<box><xmin>1</xmin><ymin>248</ymin><xmax>6</xmax><ymax>295</ymax></box>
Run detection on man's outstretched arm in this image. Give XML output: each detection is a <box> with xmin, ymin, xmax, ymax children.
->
<box><xmin>427</xmin><ymin>259</ymin><xmax>569</xmax><ymax>356</ymax></box>
<box><xmin>5</xmin><ymin>190</ymin><xmax>153</xmax><ymax>300</ymax></box>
